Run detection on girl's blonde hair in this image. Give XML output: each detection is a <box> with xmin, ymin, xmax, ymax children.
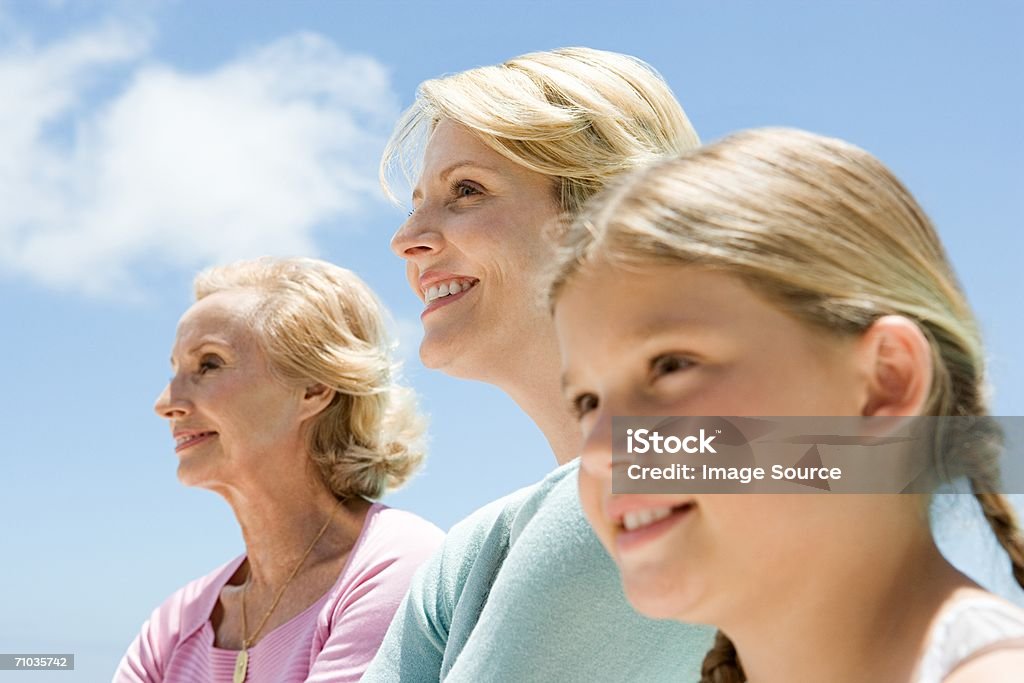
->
<box><xmin>380</xmin><ymin>46</ymin><xmax>700</xmax><ymax>216</ymax></box>
<box><xmin>550</xmin><ymin>127</ymin><xmax>1024</xmax><ymax>682</ymax></box>
<box><xmin>194</xmin><ymin>257</ymin><xmax>425</xmax><ymax>500</ymax></box>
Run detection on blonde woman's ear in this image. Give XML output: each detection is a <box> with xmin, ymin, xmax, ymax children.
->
<box><xmin>856</xmin><ymin>315</ymin><xmax>933</xmax><ymax>417</ymax></box>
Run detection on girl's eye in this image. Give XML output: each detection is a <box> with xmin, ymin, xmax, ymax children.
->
<box><xmin>451</xmin><ymin>179</ymin><xmax>482</xmax><ymax>198</ymax></box>
<box><xmin>571</xmin><ymin>392</ymin><xmax>599</xmax><ymax>420</ymax></box>
<box><xmin>650</xmin><ymin>354</ymin><xmax>693</xmax><ymax>378</ymax></box>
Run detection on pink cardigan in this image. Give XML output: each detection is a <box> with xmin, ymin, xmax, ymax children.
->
<box><xmin>114</xmin><ymin>504</ymin><xmax>444</xmax><ymax>682</ymax></box>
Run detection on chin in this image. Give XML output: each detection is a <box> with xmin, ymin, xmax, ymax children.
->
<box><xmin>620</xmin><ymin>566</ymin><xmax>710</xmax><ymax>623</ymax></box>
<box><xmin>418</xmin><ymin>334</ymin><xmax>485</xmax><ymax>381</ymax></box>
<box><xmin>417</xmin><ymin>341</ymin><xmax>445</xmax><ymax>370</ymax></box>
<box><xmin>175</xmin><ymin>454</ymin><xmax>221</xmax><ymax>490</ymax></box>
<box><xmin>624</xmin><ymin>586</ymin><xmax>688</xmax><ymax>621</ymax></box>
<box><xmin>175</xmin><ymin>461</ymin><xmax>204</xmax><ymax>488</ymax></box>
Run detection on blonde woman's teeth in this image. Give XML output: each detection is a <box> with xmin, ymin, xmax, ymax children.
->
<box><xmin>622</xmin><ymin>507</ymin><xmax>673</xmax><ymax>532</ymax></box>
<box><xmin>425</xmin><ymin>279</ymin><xmax>473</xmax><ymax>304</ymax></box>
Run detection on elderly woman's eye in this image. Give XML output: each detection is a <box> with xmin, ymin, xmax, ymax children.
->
<box><xmin>650</xmin><ymin>353</ymin><xmax>693</xmax><ymax>378</ymax></box>
<box><xmin>570</xmin><ymin>392</ymin><xmax>599</xmax><ymax>420</ymax></box>
<box><xmin>198</xmin><ymin>355</ymin><xmax>223</xmax><ymax>373</ymax></box>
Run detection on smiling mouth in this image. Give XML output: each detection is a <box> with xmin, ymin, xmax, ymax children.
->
<box><xmin>621</xmin><ymin>502</ymin><xmax>694</xmax><ymax>531</ymax></box>
<box><xmin>615</xmin><ymin>502</ymin><xmax>695</xmax><ymax>552</ymax></box>
<box><xmin>421</xmin><ymin>278</ymin><xmax>479</xmax><ymax>316</ymax></box>
<box><xmin>175</xmin><ymin>431</ymin><xmax>217</xmax><ymax>452</ymax></box>
<box><xmin>423</xmin><ymin>278</ymin><xmax>478</xmax><ymax>305</ymax></box>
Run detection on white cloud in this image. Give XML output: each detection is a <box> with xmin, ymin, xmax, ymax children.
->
<box><xmin>0</xmin><ymin>22</ymin><xmax>398</xmax><ymax>296</ymax></box>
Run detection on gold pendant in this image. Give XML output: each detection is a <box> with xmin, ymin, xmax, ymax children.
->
<box><xmin>233</xmin><ymin>649</ymin><xmax>248</xmax><ymax>683</ymax></box>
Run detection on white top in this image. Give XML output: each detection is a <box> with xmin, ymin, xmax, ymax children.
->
<box><xmin>914</xmin><ymin>597</ymin><xmax>1024</xmax><ymax>682</ymax></box>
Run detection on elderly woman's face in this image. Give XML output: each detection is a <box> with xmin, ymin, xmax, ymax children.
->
<box><xmin>391</xmin><ymin>120</ymin><xmax>562</xmax><ymax>379</ymax></box>
<box><xmin>154</xmin><ymin>289</ymin><xmax>309</xmax><ymax>489</ymax></box>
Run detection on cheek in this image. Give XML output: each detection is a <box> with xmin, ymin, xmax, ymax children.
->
<box><xmin>221</xmin><ymin>383</ymin><xmax>300</xmax><ymax>439</ymax></box>
<box><xmin>450</xmin><ymin>211</ymin><xmax>503</xmax><ymax>248</ymax></box>
<box><xmin>464</xmin><ymin>208</ymin><xmax>556</xmax><ymax>273</ymax></box>
<box><xmin>518</xmin><ymin>211</ymin><xmax>558</xmax><ymax>268</ymax></box>
<box><xmin>699</xmin><ymin>357</ymin><xmax>856</xmax><ymax>416</ymax></box>
<box><xmin>248</xmin><ymin>391</ymin><xmax>300</xmax><ymax>431</ymax></box>
<box><xmin>707</xmin><ymin>496</ymin><xmax>829</xmax><ymax>563</ymax></box>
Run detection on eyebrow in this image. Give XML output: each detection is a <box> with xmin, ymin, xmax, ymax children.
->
<box><xmin>169</xmin><ymin>339</ymin><xmax>232</xmax><ymax>368</ymax></box>
<box><xmin>558</xmin><ymin>316</ymin><xmax>718</xmax><ymax>393</ymax></box>
<box><xmin>632</xmin><ymin>317</ymin><xmax>716</xmax><ymax>341</ymax></box>
<box><xmin>411</xmin><ymin>160</ymin><xmax>498</xmax><ymax>202</ymax></box>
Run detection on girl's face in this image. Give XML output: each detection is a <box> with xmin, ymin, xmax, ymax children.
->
<box><xmin>555</xmin><ymin>263</ymin><xmax>911</xmax><ymax>623</ymax></box>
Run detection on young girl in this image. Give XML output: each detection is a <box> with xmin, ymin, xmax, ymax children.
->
<box><xmin>549</xmin><ymin>128</ymin><xmax>1024</xmax><ymax>682</ymax></box>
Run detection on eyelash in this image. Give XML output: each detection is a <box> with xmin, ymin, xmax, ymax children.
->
<box><xmin>568</xmin><ymin>354</ymin><xmax>694</xmax><ymax>420</ymax></box>
<box><xmin>650</xmin><ymin>353</ymin><xmax>694</xmax><ymax>377</ymax></box>
<box><xmin>198</xmin><ymin>355</ymin><xmax>222</xmax><ymax>374</ymax></box>
<box><xmin>406</xmin><ymin>180</ymin><xmax>480</xmax><ymax>216</ymax></box>
<box><xmin>570</xmin><ymin>393</ymin><xmax>599</xmax><ymax>421</ymax></box>
<box><xmin>449</xmin><ymin>179</ymin><xmax>482</xmax><ymax>199</ymax></box>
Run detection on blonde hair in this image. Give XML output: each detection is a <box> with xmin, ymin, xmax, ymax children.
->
<box><xmin>380</xmin><ymin>46</ymin><xmax>700</xmax><ymax>216</ymax></box>
<box><xmin>550</xmin><ymin>127</ymin><xmax>1024</xmax><ymax>682</ymax></box>
<box><xmin>194</xmin><ymin>257</ymin><xmax>425</xmax><ymax>500</ymax></box>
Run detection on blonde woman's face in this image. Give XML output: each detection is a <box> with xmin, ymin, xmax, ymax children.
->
<box><xmin>154</xmin><ymin>290</ymin><xmax>309</xmax><ymax>491</ymax></box>
<box><xmin>555</xmin><ymin>263</ymin><xmax>903</xmax><ymax>623</ymax></box>
<box><xmin>391</xmin><ymin>120</ymin><xmax>562</xmax><ymax>379</ymax></box>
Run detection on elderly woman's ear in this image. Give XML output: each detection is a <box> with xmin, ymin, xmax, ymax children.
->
<box><xmin>300</xmin><ymin>383</ymin><xmax>336</xmax><ymax>420</ymax></box>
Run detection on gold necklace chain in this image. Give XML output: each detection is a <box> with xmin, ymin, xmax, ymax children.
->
<box><xmin>233</xmin><ymin>498</ymin><xmax>342</xmax><ymax>682</ymax></box>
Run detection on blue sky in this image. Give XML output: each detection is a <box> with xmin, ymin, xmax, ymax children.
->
<box><xmin>1</xmin><ymin>1</ymin><xmax>1022</xmax><ymax>680</ymax></box>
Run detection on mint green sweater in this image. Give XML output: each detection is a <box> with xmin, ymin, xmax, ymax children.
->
<box><xmin>361</xmin><ymin>460</ymin><xmax>713</xmax><ymax>681</ymax></box>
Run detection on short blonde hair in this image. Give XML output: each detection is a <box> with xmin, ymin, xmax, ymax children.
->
<box><xmin>194</xmin><ymin>257</ymin><xmax>425</xmax><ymax>500</ymax></box>
<box><xmin>381</xmin><ymin>47</ymin><xmax>700</xmax><ymax>216</ymax></box>
<box><xmin>550</xmin><ymin>128</ymin><xmax>1023</xmax><ymax>682</ymax></box>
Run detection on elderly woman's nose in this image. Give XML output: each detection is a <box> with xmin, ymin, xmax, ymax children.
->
<box><xmin>390</xmin><ymin>212</ymin><xmax>444</xmax><ymax>259</ymax></box>
<box><xmin>154</xmin><ymin>381</ymin><xmax>190</xmax><ymax>420</ymax></box>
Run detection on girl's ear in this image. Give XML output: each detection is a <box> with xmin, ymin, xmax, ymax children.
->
<box><xmin>855</xmin><ymin>315</ymin><xmax>933</xmax><ymax>417</ymax></box>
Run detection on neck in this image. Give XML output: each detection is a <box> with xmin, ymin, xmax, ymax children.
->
<box><xmin>216</xmin><ymin>473</ymin><xmax>367</xmax><ymax>591</ymax></box>
<box><xmin>725</xmin><ymin>528</ymin><xmax>968</xmax><ymax>683</ymax></box>
<box><xmin>488</xmin><ymin>326</ymin><xmax>580</xmax><ymax>466</ymax></box>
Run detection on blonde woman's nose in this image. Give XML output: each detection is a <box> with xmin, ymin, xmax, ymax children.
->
<box><xmin>390</xmin><ymin>210</ymin><xmax>445</xmax><ymax>260</ymax></box>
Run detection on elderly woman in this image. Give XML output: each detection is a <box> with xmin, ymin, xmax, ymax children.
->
<box><xmin>362</xmin><ymin>48</ymin><xmax>713</xmax><ymax>681</ymax></box>
<box><xmin>115</xmin><ymin>258</ymin><xmax>444</xmax><ymax>683</ymax></box>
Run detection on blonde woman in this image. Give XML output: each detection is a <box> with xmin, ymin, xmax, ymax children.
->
<box><xmin>550</xmin><ymin>128</ymin><xmax>1024</xmax><ymax>682</ymax></box>
<box><xmin>115</xmin><ymin>258</ymin><xmax>444</xmax><ymax>683</ymax></box>
<box><xmin>362</xmin><ymin>48</ymin><xmax>713</xmax><ymax>681</ymax></box>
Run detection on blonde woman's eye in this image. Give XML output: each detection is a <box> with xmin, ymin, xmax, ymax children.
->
<box><xmin>651</xmin><ymin>354</ymin><xmax>693</xmax><ymax>378</ymax></box>
<box><xmin>450</xmin><ymin>179</ymin><xmax>482</xmax><ymax>198</ymax></box>
<box><xmin>571</xmin><ymin>392</ymin><xmax>599</xmax><ymax>420</ymax></box>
